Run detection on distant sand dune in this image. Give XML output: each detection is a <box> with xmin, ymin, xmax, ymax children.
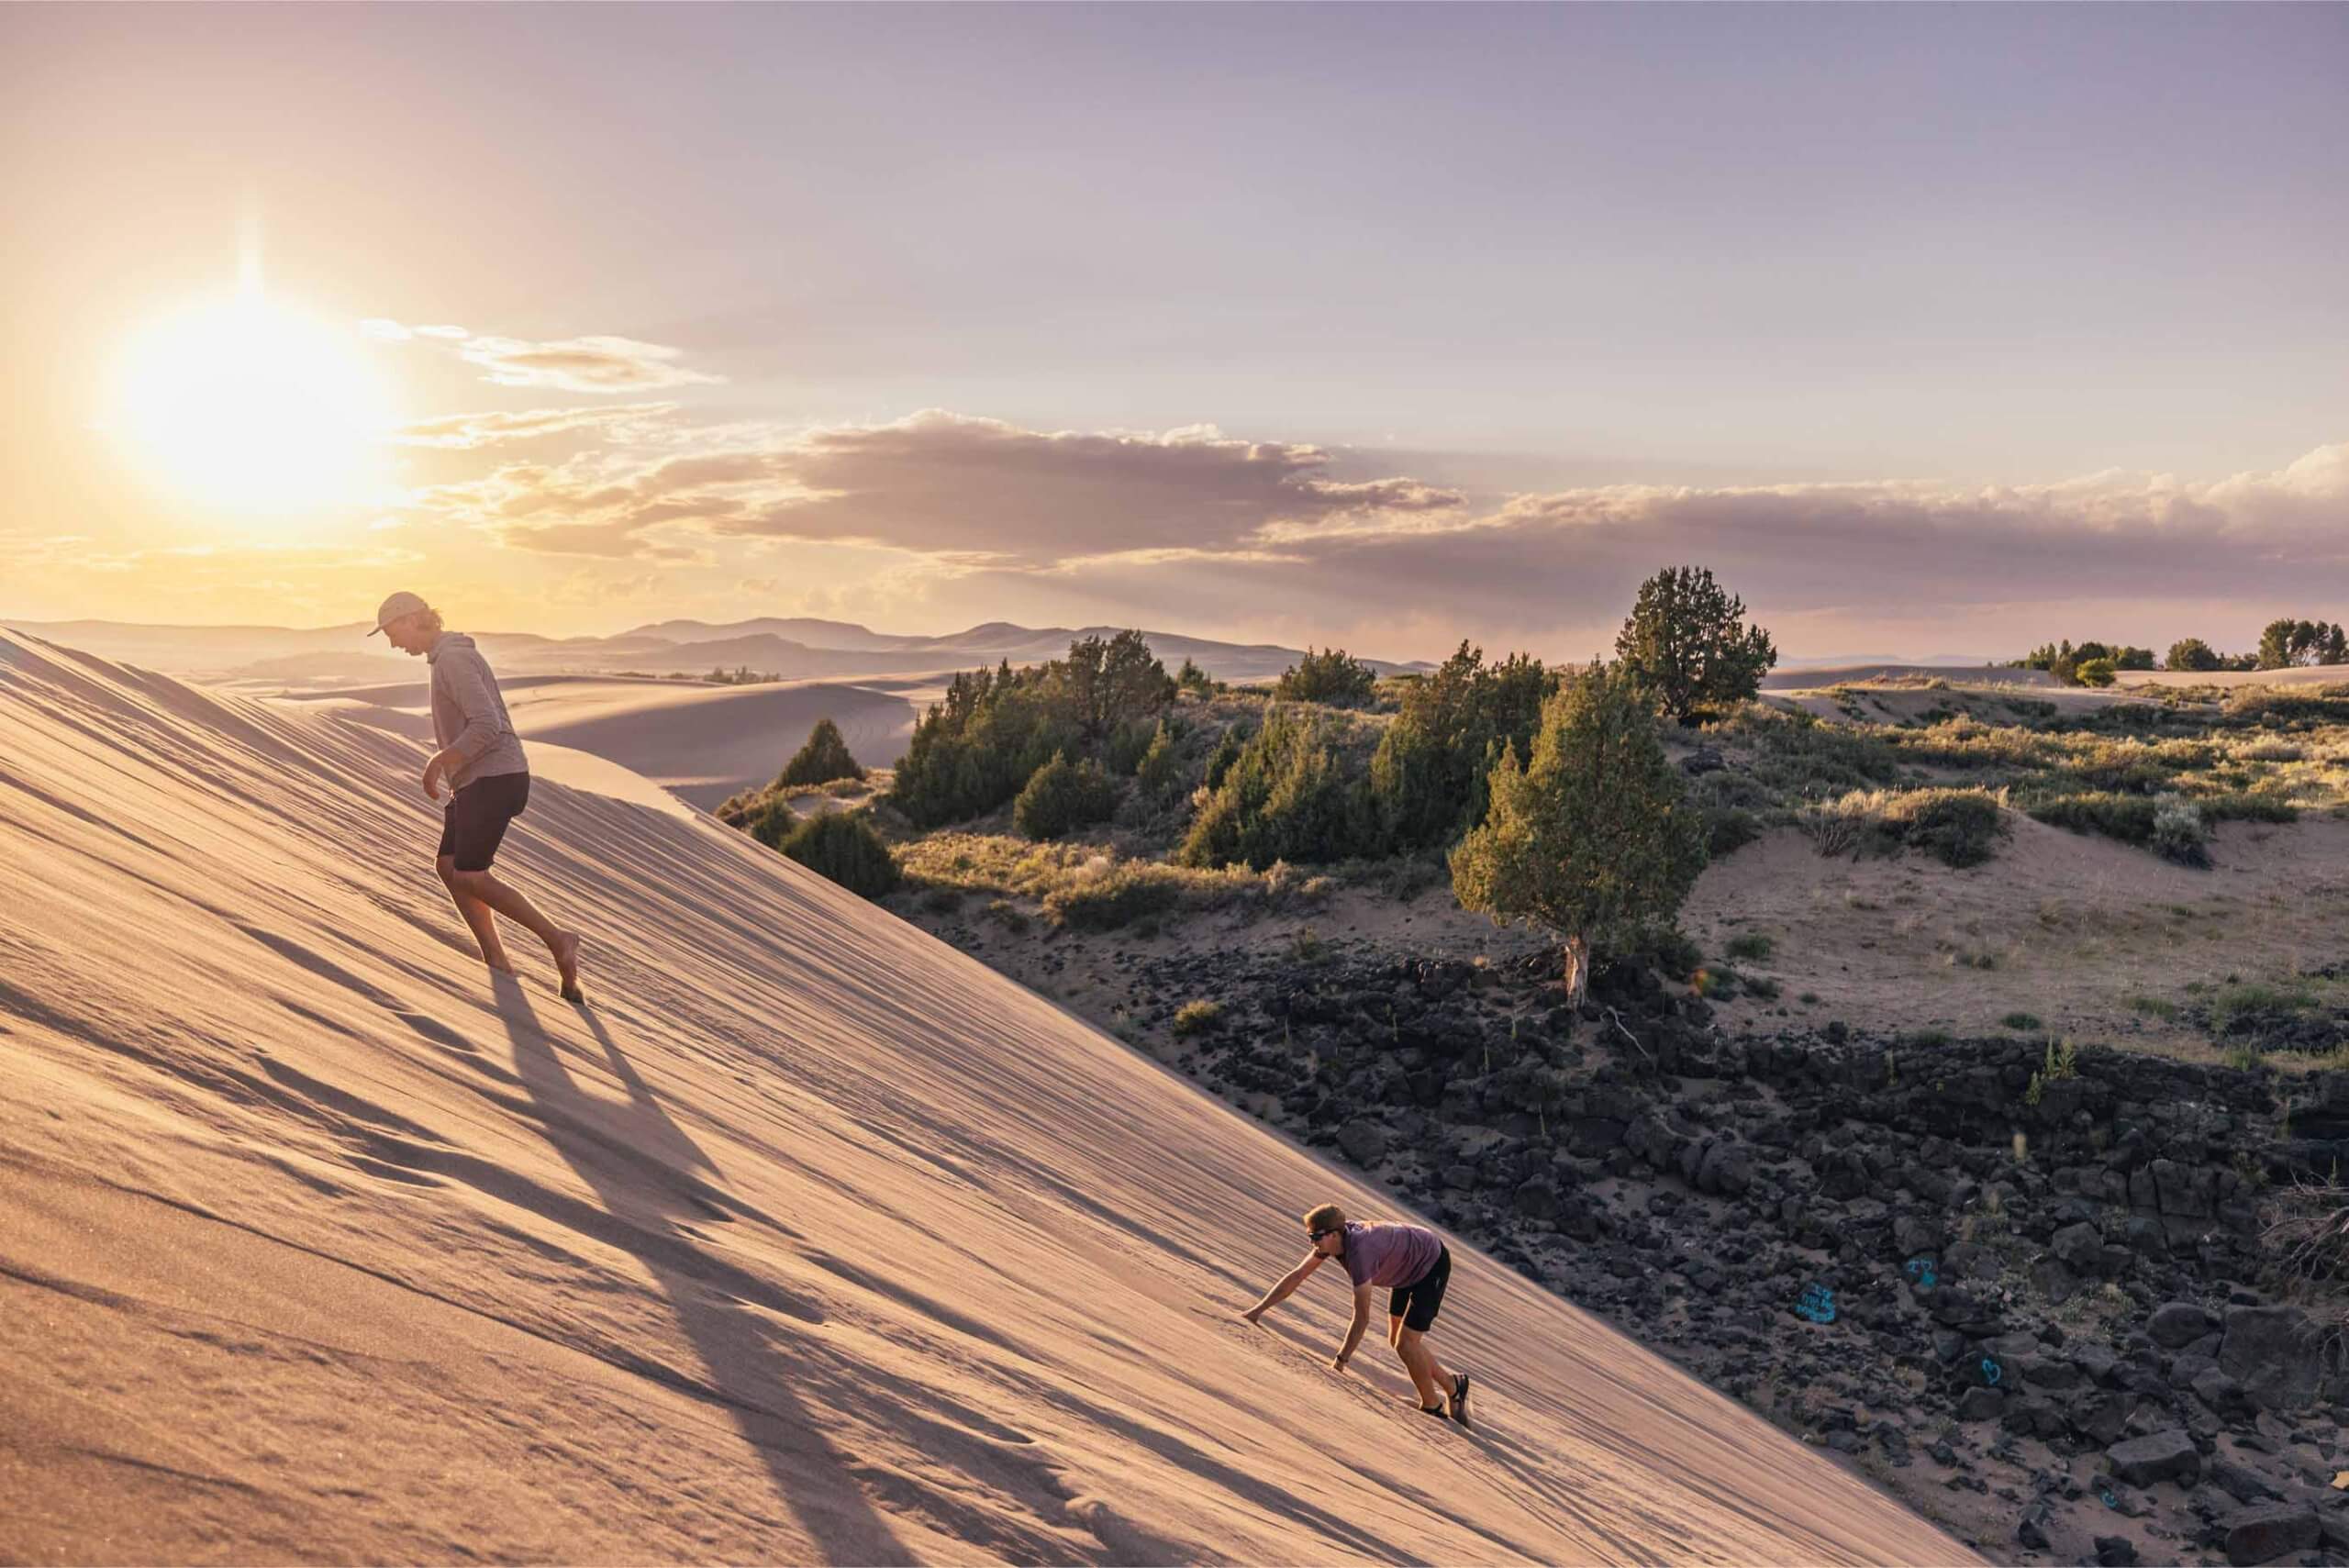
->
<box><xmin>273</xmin><ymin>673</ymin><xmax>918</xmax><ymax>810</ymax></box>
<box><xmin>0</xmin><ymin>628</ymin><xmax>1968</xmax><ymax>1564</ymax></box>
<box><xmin>1761</xmin><ymin>662</ymin><xmax>2062</xmax><ymax>691</ymax></box>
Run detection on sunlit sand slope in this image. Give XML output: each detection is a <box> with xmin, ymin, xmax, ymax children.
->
<box><xmin>0</xmin><ymin>629</ymin><xmax>1967</xmax><ymax>1565</ymax></box>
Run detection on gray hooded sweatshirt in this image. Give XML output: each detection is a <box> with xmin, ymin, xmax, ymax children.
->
<box><xmin>428</xmin><ymin>633</ymin><xmax>529</xmax><ymax>790</ymax></box>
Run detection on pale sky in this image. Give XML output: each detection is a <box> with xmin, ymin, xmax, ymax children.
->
<box><xmin>4</xmin><ymin>3</ymin><xmax>2344</xmax><ymax>662</ymax></box>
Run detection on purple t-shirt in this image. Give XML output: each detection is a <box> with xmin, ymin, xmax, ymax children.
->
<box><xmin>1337</xmin><ymin>1220</ymin><xmax>1443</xmax><ymax>1289</ymax></box>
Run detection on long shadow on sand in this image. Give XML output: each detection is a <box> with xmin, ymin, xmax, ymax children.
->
<box><xmin>493</xmin><ymin>979</ymin><xmax>910</xmax><ymax>1563</ymax></box>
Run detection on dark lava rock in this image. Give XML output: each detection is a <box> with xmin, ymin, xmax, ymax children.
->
<box><xmin>2203</xmin><ymin>1456</ymin><xmax>2279</xmax><ymax>1507</ymax></box>
<box><xmin>2191</xmin><ymin>1367</ymin><xmax>2254</xmax><ymax>1420</ymax></box>
<box><xmin>2106</xmin><ymin>1429</ymin><xmax>2201</xmax><ymax>1488</ymax></box>
<box><xmin>1336</xmin><ymin>1118</ymin><xmax>1388</xmax><ymax>1167</ymax></box>
<box><xmin>1954</xmin><ymin>1386</ymin><xmax>2005</xmax><ymax>1422</ymax></box>
<box><xmin>2218</xmin><ymin>1305</ymin><xmax>2325</xmax><ymax>1411</ymax></box>
<box><xmin>2148</xmin><ymin>1301</ymin><xmax>2217</xmax><ymax>1349</ymax></box>
<box><xmin>2093</xmin><ymin>1535</ymin><xmax>2137</xmax><ymax>1566</ymax></box>
<box><xmin>2220</xmin><ymin>1502</ymin><xmax>2318</xmax><ymax>1566</ymax></box>
<box><xmin>2053</xmin><ymin>1219</ymin><xmax>2107</xmax><ymax>1273</ymax></box>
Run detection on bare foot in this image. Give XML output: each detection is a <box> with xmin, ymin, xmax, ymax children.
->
<box><xmin>551</xmin><ymin>930</ymin><xmax>584</xmax><ymax>1002</ymax></box>
<box><xmin>484</xmin><ymin>954</ymin><xmax>518</xmax><ymax>976</ymax></box>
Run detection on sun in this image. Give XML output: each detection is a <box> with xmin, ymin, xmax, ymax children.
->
<box><xmin>111</xmin><ymin>290</ymin><xmax>395</xmax><ymax>519</ymax></box>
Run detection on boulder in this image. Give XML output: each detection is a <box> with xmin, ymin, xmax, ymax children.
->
<box><xmin>2220</xmin><ymin>1503</ymin><xmax>2318</xmax><ymax>1566</ymax></box>
<box><xmin>2147</xmin><ymin>1300</ymin><xmax>2216</xmax><ymax>1349</ymax></box>
<box><xmin>1336</xmin><ymin>1118</ymin><xmax>1388</xmax><ymax>1168</ymax></box>
<box><xmin>2052</xmin><ymin>1219</ymin><xmax>2107</xmax><ymax>1273</ymax></box>
<box><xmin>2191</xmin><ymin>1367</ymin><xmax>2254</xmax><ymax>1419</ymax></box>
<box><xmin>2093</xmin><ymin>1536</ymin><xmax>2137</xmax><ymax>1566</ymax></box>
<box><xmin>1954</xmin><ymin>1386</ymin><xmax>2005</xmax><ymax>1422</ymax></box>
<box><xmin>2106</xmin><ymin>1429</ymin><xmax>2201</xmax><ymax>1488</ymax></box>
<box><xmin>2218</xmin><ymin>1305</ymin><xmax>2323</xmax><ymax>1411</ymax></box>
<box><xmin>2317</xmin><ymin>1509</ymin><xmax>2349</xmax><ymax>1555</ymax></box>
<box><xmin>2204</xmin><ymin>1456</ymin><xmax>2280</xmax><ymax>1506</ymax></box>
<box><xmin>1513</xmin><ymin>1177</ymin><xmax>1561</xmax><ymax>1223</ymax></box>
<box><xmin>1694</xmin><ymin>1140</ymin><xmax>1755</xmax><ymax>1196</ymax></box>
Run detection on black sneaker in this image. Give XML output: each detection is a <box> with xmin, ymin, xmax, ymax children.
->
<box><xmin>1449</xmin><ymin>1373</ymin><xmax>1472</xmax><ymax>1429</ymax></box>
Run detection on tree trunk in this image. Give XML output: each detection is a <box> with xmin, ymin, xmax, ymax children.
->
<box><xmin>1561</xmin><ymin>933</ymin><xmax>1590</xmax><ymax>1008</ymax></box>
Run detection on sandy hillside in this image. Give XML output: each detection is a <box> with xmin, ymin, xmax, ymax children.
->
<box><xmin>1761</xmin><ymin>663</ymin><xmax>2061</xmax><ymax>691</ymax></box>
<box><xmin>0</xmin><ymin>629</ymin><xmax>1968</xmax><ymax>1565</ymax></box>
<box><xmin>2117</xmin><ymin>665</ymin><xmax>2349</xmax><ymax>692</ymax></box>
<box><xmin>268</xmin><ymin>672</ymin><xmax>917</xmax><ymax>810</ymax></box>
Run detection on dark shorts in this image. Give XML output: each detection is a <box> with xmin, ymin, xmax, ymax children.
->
<box><xmin>437</xmin><ymin>771</ymin><xmax>529</xmax><ymax>873</ymax></box>
<box><xmin>1388</xmin><ymin>1244</ymin><xmax>1451</xmax><ymax>1332</ymax></box>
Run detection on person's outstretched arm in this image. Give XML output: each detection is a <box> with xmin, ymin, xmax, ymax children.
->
<box><xmin>1331</xmin><ymin>1285</ymin><xmax>1374</xmax><ymax>1372</ymax></box>
<box><xmin>1240</xmin><ymin>1252</ymin><xmax>1324</xmax><ymax>1323</ymax></box>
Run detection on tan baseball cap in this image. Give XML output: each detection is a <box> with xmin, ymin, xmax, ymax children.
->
<box><xmin>368</xmin><ymin>590</ymin><xmax>430</xmax><ymax>637</ymax></box>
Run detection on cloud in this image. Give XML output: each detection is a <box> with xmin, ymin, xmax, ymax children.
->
<box><xmin>456</xmin><ymin>335</ymin><xmax>723</xmax><ymax>393</ymax></box>
<box><xmin>712</xmin><ymin>409</ymin><xmax>1464</xmax><ymax>559</ymax></box>
<box><xmin>360</xmin><ymin>318</ymin><xmax>468</xmax><ymax>341</ymax></box>
<box><xmin>388</xmin><ymin>403</ymin><xmax>680</xmax><ymax>450</ymax></box>
<box><xmin>977</xmin><ymin>438</ymin><xmax>2349</xmax><ymax>655</ymax></box>
<box><xmin>409</xmin><ymin>408</ymin><xmax>1460</xmax><ymax>566</ymax></box>
<box><xmin>389</xmin><ymin>392</ymin><xmax>2349</xmax><ymax>657</ymax></box>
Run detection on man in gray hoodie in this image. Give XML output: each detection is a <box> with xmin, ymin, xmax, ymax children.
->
<box><xmin>371</xmin><ymin>591</ymin><xmax>584</xmax><ymax>1001</ymax></box>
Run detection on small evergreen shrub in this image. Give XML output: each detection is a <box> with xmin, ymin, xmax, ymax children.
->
<box><xmin>777</xmin><ymin>717</ymin><xmax>865</xmax><ymax>787</ymax></box>
<box><xmin>1014</xmin><ymin>751</ymin><xmax>1118</xmax><ymax>841</ymax></box>
<box><xmin>2002</xmin><ymin>1011</ymin><xmax>2043</xmax><ymax>1032</ymax></box>
<box><xmin>1178</xmin><ymin>706</ymin><xmax>1368</xmax><ymax>869</ymax></box>
<box><xmin>1705</xmin><ymin>806</ymin><xmax>1764</xmax><ymax>859</ymax></box>
<box><xmin>1275</xmin><ymin>647</ymin><xmax>1376</xmax><ymax>707</ymax></box>
<box><xmin>1105</xmin><ymin>717</ymin><xmax>1159</xmax><ymax>776</ymax></box>
<box><xmin>779</xmin><ymin>811</ymin><xmax>901</xmax><ymax>898</ymax></box>
<box><xmin>1134</xmin><ymin>720</ymin><xmax>1181</xmax><ymax>800</ymax></box>
<box><xmin>718</xmin><ymin>792</ymin><xmax>798</xmax><ymax>850</ymax></box>
<box><xmin>1204</xmin><ymin>727</ymin><xmax>1246</xmax><ymax>792</ymax></box>
<box><xmin>1724</xmin><ymin>931</ymin><xmax>1775</xmax><ymax>962</ymax></box>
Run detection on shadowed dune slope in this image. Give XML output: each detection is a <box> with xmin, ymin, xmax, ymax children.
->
<box><xmin>0</xmin><ymin>629</ymin><xmax>1968</xmax><ymax>1566</ymax></box>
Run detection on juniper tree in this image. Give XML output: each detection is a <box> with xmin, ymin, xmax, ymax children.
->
<box><xmin>1613</xmin><ymin>565</ymin><xmax>1777</xmax><ymax>722</ymax></box>
<box><xmin>776</xmin><ymin>717</ymin><xmax>865</xmax><ymax>787</ymax></box>
<box><xmin>1449</xmin><ymin>661</ymin><xmax>1707</xmax><ymax>1006</ymax></box>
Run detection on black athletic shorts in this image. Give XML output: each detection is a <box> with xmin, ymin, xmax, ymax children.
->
<box><xmin>437</xmin><ymin>771</ymin><xmax>529</xmax><ymax>873</ymax></box>
<box><xmin>1388</xmin><ymin>1244</ymin><xmax>1451</xmax><ymax>1332</ymax></box>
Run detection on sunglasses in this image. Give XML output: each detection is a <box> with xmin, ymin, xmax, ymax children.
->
<box><xmin>1309</xmin><ymin>1228</ymin><xmax>1339</xmax><ymax>1240</ymax></box>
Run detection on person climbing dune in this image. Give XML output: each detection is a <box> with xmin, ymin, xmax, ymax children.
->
<box><xmin>1240</xmin><ymin>1203</ymin><xmax>1472</xmax><ymax>1428</ymax></box>
<box><xmin>370</xmin><ymin>590</ymin><xmax>585</xmax><ymax>1003</ymax></box>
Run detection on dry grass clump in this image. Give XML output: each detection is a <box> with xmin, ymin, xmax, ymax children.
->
<box><xmin>1797</xmin><ymin>786</ymin><xmax>2009</xmax><ymax>868</ymax></box>
<box><xmin>896</xmin><ymin>832</ymin><xmax>1333</xmax><ymax>932</ymax></box>
<box><xmin>1172</xmin><ymin>999</ymin><xmax>1225</xmax><ymax>1035</ymax></box>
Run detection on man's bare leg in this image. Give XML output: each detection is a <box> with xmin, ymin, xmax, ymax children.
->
<box><xmin>1398</xmin><ymin>1326</ymin><xmax>1453</xmax><ymax>1408</ymax></box>
<box><xmin>439</xmin><ymin>856</ymin><xmax>514</xmax><ymax>973</ymax></box>
<box><xmin>449</xmin><ymin>868</ymin><xmax>582</xmax><ymax>997</ymax></box>
<box><xmin>1392</xmin><ymin>1318</ymin><xmax>1443</xmax><ymax>1407</ymax></box>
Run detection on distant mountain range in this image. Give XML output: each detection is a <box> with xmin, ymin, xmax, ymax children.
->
<box><xmin>0</xmin><ymin>616</ymin><xmax>1435</xmax><ymax>687</ymax></box>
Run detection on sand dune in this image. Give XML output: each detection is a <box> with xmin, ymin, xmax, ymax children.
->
<box><xmin>1758</xmin><ymin>663</ymin><xmax>2061</xmax><ymax>691</ymax></box>
<box><xmin>271</xmin><ymin>673</ymin><xmax>918</xmax><ymax>810</ymax></box>
<box><xmin>2116</xmin><ymin>664</ymin><xmax>2349</xmax><ymax>691</ymax></box>
<box><xmin>0</xmin><ymin>629</ymin><xmax>1966</xmax><ymax>1565</ymax></box>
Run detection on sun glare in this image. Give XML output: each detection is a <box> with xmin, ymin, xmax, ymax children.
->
<box><xmin>111</xmin><ymin>291</ymin><xmax>395</xmax><ymax>519</ymax></box>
